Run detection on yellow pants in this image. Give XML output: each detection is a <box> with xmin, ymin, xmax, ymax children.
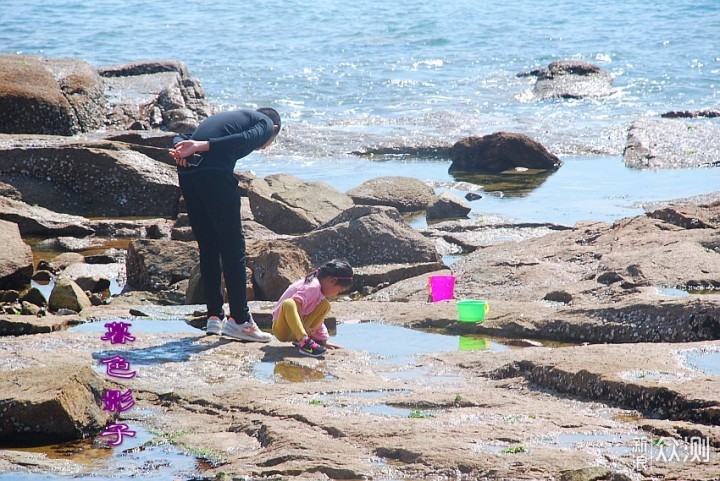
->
<box><xmin>272</xmin><ymin>298</ymin><xmax>330</xmax><ymax>342</ymax></box>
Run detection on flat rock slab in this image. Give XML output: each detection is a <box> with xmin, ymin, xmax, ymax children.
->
<box><xmin>624</xmin><ymin>117</ymin><xmax>720</xmax><ymax>169</ymax></box>
<box><xmin>0</xmin><ymin>314</ymin><xmax>78</xmax><ymax>336</ymax></box>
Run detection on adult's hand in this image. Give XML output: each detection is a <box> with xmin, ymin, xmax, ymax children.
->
<box><xmin>169</xmin><ymin>140</ymin><xmax>210</xmax><ymax>167</ymax></box>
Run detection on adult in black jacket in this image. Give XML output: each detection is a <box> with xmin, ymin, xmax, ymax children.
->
<box><xmin>170</xmin><ymin>108</ymin><xmax>281</xmax><ymax>341</ymax></box>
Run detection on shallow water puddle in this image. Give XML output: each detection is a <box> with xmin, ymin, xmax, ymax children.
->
<box><xmin>71</xmin><ymin>320</ymin><xmax>210</xmax><ymax>366</ymax></box>
<box><xmin>682</xmin><ymin>348</ymin><xmax>720</xmax><ymax>376</ymax></box>
<box><xmin>619</xmin><ymin>369</ymin><xmax>692</xmax><ymax>383</ymax></box>
<box><xmin>71</xmin><ymin>319</ymin><xmax>199</xmax><ymax>335</ymax></box>
<box><xmin>307</xmin><ymin>389</ymin><xmax>436</xmax><ymax>418</ymax></box>
<box><xmin>331</xmin><ymin>322</ymin><xmax>516</xmax><ymax>362</ymax></box>
<box><xmin>0</xmin><ymin>423</ymin><xmax>206</xmax><ymax>481</ymax></box>
<box><xmin>549</xmin><ymin>432</ymin><xmax>639</xmax><ymax>456</ymax></box>
<box><xmin>655</xmin><ymin>286</ymin><xmax>691</xmax><ymax>298</ymax></box>
<box><xmin>71</xmin><ymin>320</ymin><xmax>550</xmax><ymax>383</ymax></box>
<box><xmin>251</xmin><ymin>322</ymin><xmax>517</xmax><ymax>383</ymax></box>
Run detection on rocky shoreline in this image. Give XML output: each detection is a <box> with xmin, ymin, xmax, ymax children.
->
<box><xmin>1</xmin><ymin>55</ymin><xmax>720</xmax><ymax>480</ymax></box>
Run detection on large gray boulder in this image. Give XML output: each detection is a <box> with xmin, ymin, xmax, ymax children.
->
<box><xmin>449</xmin><ymin>132</ymin><xmax>561</xmax><ymax>173</ymax></box>
<box><xmin>0</xmin><ymin>314</ymin><xmax>77</xmax><ymax>336</ymax></box>
<box><xmin>0</xmin><ymin>362</ymin><xmax>111</xmax><ymax>445</ymax></box>
<box><xmin>293</xmin><ymin>205</ymin><xmax>441</xmax><ymax>267</ymax></box>
<box><xmin>0</xmin><ymin>55</ymin><xmax>106</xmax><ymax>136</ymax></box>
<box><xmin>248</xmin><ymin>174</ymin><xmax>355</xmax><ymax>234</ymax></box>
<box><xmin>0</xmin><ymin>219</ymin><xmax>33</xmax><ymax>290</ymax></box>
<box><xmin>624</xmin><ymin>117</ymin><xmax>720</xmax><ymax>169</ymax></box>
<box><xmin>346</xmin><ymin>176</ymin><xmax>436</xmax><ymax>213</ymax></box>
<box><xmin>126</xmin><ymin>239</ymin><xmax>198</xmax><ymax>291</ymax></box>
<box><xmin>0</xmin><ymin>138</ymin><xmax>180</xmax><ymax>217</ymax></box>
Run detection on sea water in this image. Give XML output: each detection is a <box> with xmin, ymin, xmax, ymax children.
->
<box><xmin>1</xmin><ymin>0</ymin><xmax>719</xmax><ymax>225</ymax></box>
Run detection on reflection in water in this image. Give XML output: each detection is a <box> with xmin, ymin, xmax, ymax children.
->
<box><xmin>0</xmin><ymin>424</ymin><xmax>205</xmax><ymax>481</ymax></box>
<box><xmin>274</xmin><ymin>361</ymin><xmax>333</xmax><ymax>383</ymax></box>
<box><xmin>458</xmin><ymin>336</ymin><xmax>490</xmax><ymax>351</ymax></box>
<box><xmin>449</xmin><ymin>168</ymin><xmax>555</xmax><ymax>198</ymax></box>
<box><xmin>254</xmin><ymin>360</ymin><xmax>336</xmax><ymax>383</ymax></box>
<box><xmin>11</xmin><ymin>437</ymin><xmax>114</xmax><ymax>465</ymax></box>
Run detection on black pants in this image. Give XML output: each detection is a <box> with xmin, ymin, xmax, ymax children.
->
<box><xmin>178</xmin><ymin>169</ymin><xmax>250</xmax><ymax>323</ymax></box>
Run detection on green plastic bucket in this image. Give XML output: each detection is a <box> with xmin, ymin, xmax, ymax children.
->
<box><xmin>457</xmin><ymin>299</ymin><xmax>489</xmax><ymax>323</ymax></box>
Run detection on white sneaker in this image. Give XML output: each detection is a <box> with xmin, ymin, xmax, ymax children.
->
<box><xmin>206</xmin><ymin>316</ymin><xmax>226</xmax><ymax>336</ymax></box>
<box><xmin>222</xmin><ymin>317</ymin><xmax>272</xmax><ymax>343</ymax></box>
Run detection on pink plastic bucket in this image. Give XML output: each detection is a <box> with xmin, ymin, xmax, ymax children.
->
<box><xmin>428</xmin><ymin>275</ymin><xmax>456</xmax><ymax>302</ymax></box>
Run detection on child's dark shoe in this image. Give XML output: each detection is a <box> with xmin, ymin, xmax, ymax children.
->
<box><xmin>298</xmin><ymin>337</ymin><xmax>326</xmax><ymax>357</ymax></box>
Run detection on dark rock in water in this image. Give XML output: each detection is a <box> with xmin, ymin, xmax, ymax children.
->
<box><xmin>0</xmin><ymin>314</ymin><xmax>76</xmax><ymax>336</ymax></box>
<box><xmin>661</xmin><ymin>109</ymin><xmax>720</xmax><ymax>119</ymax></box>
<box><xmin>31</xmin><ymin>270</ymin><xmax>53</xmax><ymax>283</ymax></box>
<box><xmin>84</xmin><ymin>248</ymin><xmax>126</xmax><ymax>265</ymax></box>
<box><xmin>0</xmin><ymin>55</ymin><xmax>106</xmax><ymax>136</ymax></box>
<box><xmin>449</xmin><ymin>132</ymin><xmax>561</xmax><ymax>173</ymax></box>
<box><xmin>97</xmin><ymin>59</ymin><xmax>191</xmax><ymax>78</ymax></box>
<box><xmin>525</xmin><ymin>60</ymin><xmax>614</xmax><ymax>100</ymax></box>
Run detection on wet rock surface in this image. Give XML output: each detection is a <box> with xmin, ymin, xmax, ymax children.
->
<box><xmin>624</xmin><ymin>117</ymin><xmax>720</xmax><ymax>169</ymax></box>
<box><xmin>522</xmin><ymin>60</ymin><xmax>615</xmax><ymax>100</ymax></box>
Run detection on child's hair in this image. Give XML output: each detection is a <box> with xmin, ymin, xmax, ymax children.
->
<box><xmin>256</xmin><ymin>107</ymin><xmax>281</xmax><ymax>133</ymax></box>
<box><xmin>305</xmin><ymin>258</ymin><xmax>354</xmax><ymax>288</ymax></box>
